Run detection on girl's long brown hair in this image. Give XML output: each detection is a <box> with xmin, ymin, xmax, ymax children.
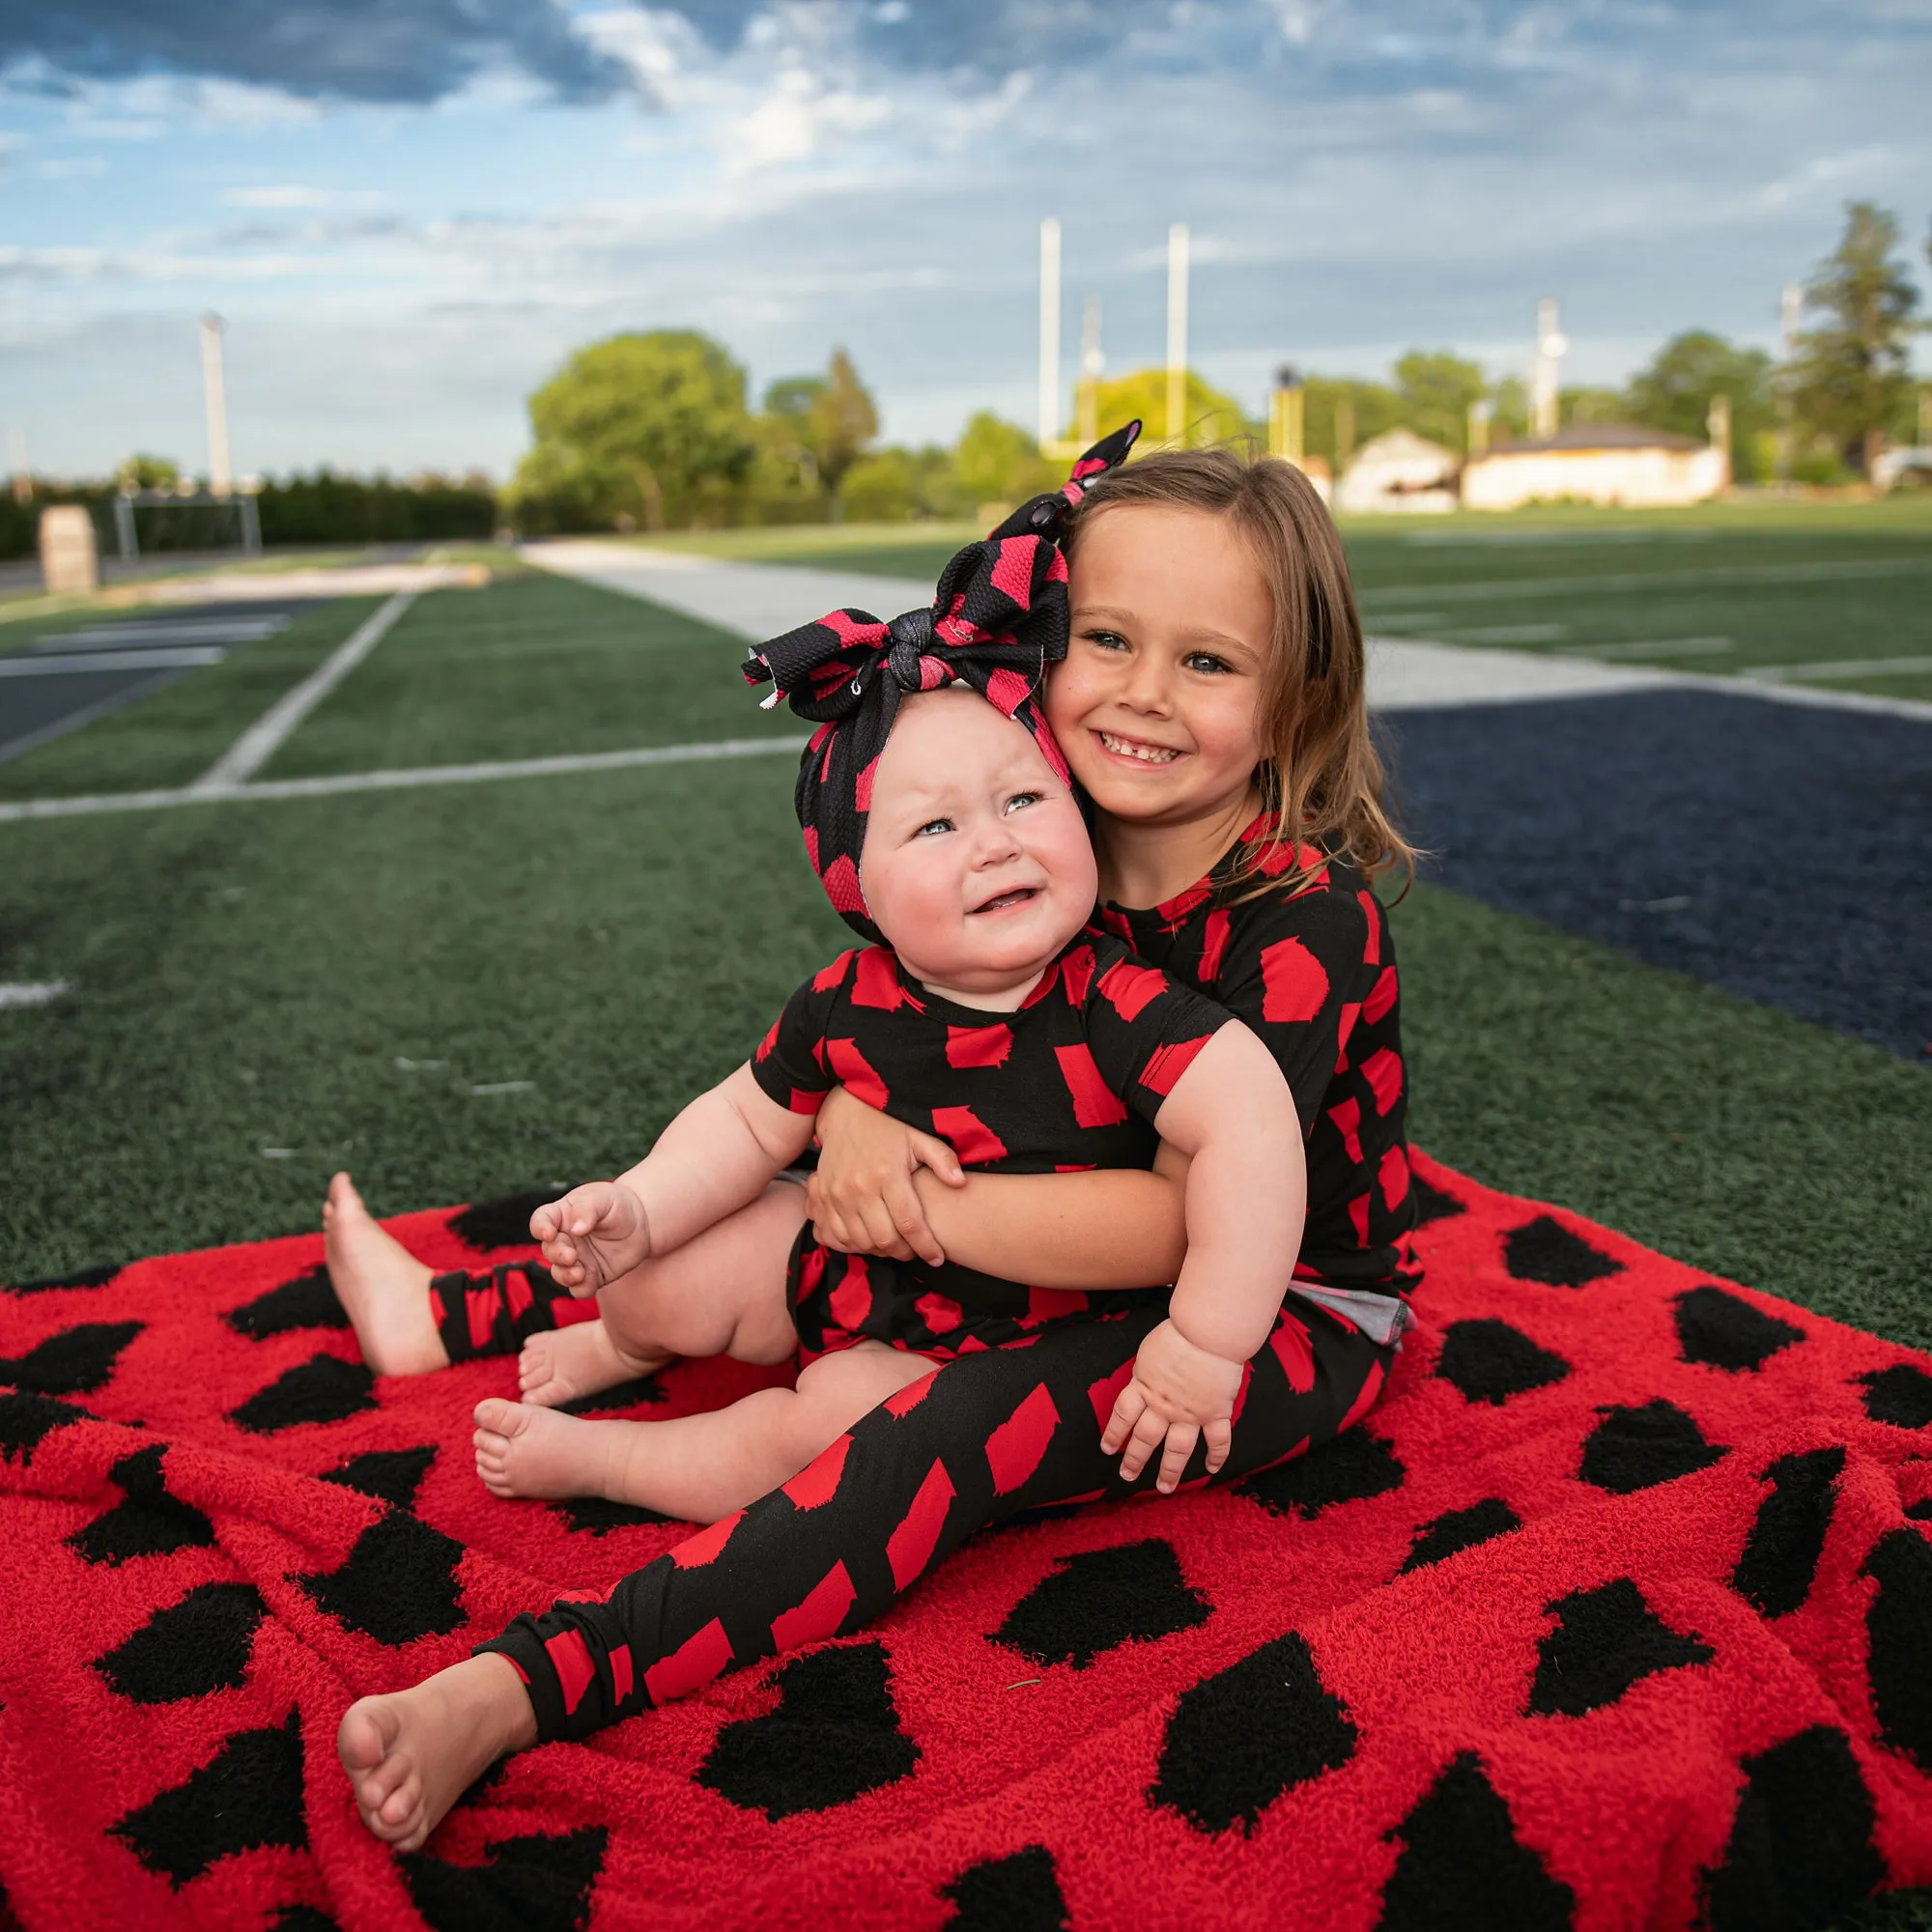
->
<box><xmin>1064</xmin><ymin>445</ymin><xmax>1414</xmax><ymax>895</ymax></box>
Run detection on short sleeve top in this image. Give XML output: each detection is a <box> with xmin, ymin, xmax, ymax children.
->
<box><xmin>1094</xmin><ymin>813</ymin><xmax>1420</xmax><ymax>1301</ymax></box>
<box><xmin>750</xmin><ymin>929</ymin><xmax>1231</xmax><ymax>1178</ymax></box>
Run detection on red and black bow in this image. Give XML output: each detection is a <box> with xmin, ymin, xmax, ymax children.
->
<box><xmin>744</xmin><ymin>420</ymin><xmax>1141</xmax><ymax>942</ymax></box>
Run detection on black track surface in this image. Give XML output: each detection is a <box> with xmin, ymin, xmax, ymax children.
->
<box><xmin>1385</xmin><ymin>689</ymin><xmax>1932</xmax><ymax>1059</ymax></box>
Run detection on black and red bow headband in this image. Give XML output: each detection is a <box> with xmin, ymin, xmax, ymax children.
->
<box><xmin>744</xmin><ymin>420</ymin><xmax>1141</xmax><ymax>942</ymax></box>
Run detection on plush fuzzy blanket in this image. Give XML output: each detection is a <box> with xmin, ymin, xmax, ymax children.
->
<box><xmin>1</xmin><ymin>1152</ymin><xmax>1928</xmax><ymax>1931</ymax></box>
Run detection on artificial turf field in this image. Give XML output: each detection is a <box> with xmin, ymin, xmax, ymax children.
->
<box><xmin>0</xmin><ymin>512</ymin><xmax>1928</xmax><ymax>1928</ymax></box>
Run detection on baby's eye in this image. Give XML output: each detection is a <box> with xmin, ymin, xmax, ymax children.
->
<box><xmin>915</xmin><ymin>816</ymin><xmax>953</xmax><ymax>838</ymax></box>
<box><xmin>1181</xmin><ymin>649</ymin><xmax>1235</xmax><ymax>675</ymax></box>
<box><xmin>1003</xmin><ymin>790</ymin><xmax>1044</xmax><ymax>814</ymax></box>
<box><xmin>1081</xmin><ymin>627</ymin><xmax>1129</xmax><ymax>652</ymax></box>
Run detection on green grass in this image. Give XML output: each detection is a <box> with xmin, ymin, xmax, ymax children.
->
<box><xmin>261</xmin><ymin>575</ymin><xmax>794</xmax><ymax>779</ymax></box>
<box><xmin>0</xmin><ymin>597</ymin><xmax>385</xmax><ymax>801</ymax></box>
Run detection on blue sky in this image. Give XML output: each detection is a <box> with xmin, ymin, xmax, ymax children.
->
<box><xmin>3</xmin><ymin>1</ymin><xmax>1927</xmax><ymax>482</ymax></box>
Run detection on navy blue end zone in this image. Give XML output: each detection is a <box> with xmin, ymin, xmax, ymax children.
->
<box><xmin>1384</xmin><ymin>689</ymin><xmax>1932</xmax><ymax>1061</ymax></box>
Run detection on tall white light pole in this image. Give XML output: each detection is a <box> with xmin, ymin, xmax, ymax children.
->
<box><xmin>1166</xmin><ymin>222</ymin><xmax>1190</xmax><ymax>445</ymax></box>
<box><xmin>201</xmin><ymin>314</ymin><xmax>232</xmax><ymax>498</ymax></box>
<box><xmin>1037</xmin><ymin>218</ymin><xmax>1062</xmax><ymax>452</ymax></box>
<box><xmin>1530</xmin><ymin>296</ymin><xmax>1566</xmax><ymax>441</ymax></box>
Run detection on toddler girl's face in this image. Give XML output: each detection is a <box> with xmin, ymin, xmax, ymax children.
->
<box><xmin>859</xmin><ymin>687</ymin><xmax>1097</xmax><ymax>998</ymax></box>
<box><xmin>1046</xmin><ymin>503</ymin><xmax>1272</xmax><ymax>829</ymax></box>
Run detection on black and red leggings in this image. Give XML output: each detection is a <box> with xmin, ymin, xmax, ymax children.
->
<box><xmin>469</xmin><ymin>1293</ymin><xmax>1393</xmax><ymax>1743</ymax></box>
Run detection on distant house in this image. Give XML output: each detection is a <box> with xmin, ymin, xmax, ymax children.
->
<box><xmin>1460</xmin><ymin>421</ymin><xmax>1728</xmax><ymax>510</ymax></box>
<box><xmin>1336</xmin><ymin>429</ymin><xmax>1459</xmax><ymax>515</ymax></box>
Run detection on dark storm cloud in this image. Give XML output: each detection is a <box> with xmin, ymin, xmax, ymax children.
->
<box><xmin>9</xmin><ymin>1</ymin><xmax>1916</xmax><ymax>110</ymax></box>
<box><xmin>0</xmin><ymin>0</ymin><xmax>629</xmax><ymax>104</ymax></box>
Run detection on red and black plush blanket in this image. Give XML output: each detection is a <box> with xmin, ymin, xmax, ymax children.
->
<box><xmin>2</xmin><ymin>1152</ymin><xmax>1929</xmax><ymax>1931</ymax></box>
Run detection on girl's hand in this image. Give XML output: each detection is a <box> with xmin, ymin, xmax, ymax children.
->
<box><xmin>529</xmin><ymin>1182</ymin><xmax>650</xmax><ymax>1297</ymax></box>
<box><xmin>1101</xmin><ymin>1319</ymin><xmax>1245</xmax><ymax>1493</ymax></box>
<box><xmin>807</xmin><ymin>1086</ymin><xmax>966</xmax><ymax>1266</ymax></box>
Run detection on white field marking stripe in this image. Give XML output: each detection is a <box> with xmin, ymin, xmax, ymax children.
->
<box><xmin>0</xmin><ymin>647</ymin><xmax>226</xmax><ymax>676</ymax></box>
<box><xmin>0</xmin><ymin>980</ymin><xmax>70</xmax><ymax>1009</ymax></box>
<box><xmin>1555</xmin><ymin>637</ymin><xmax>1734</xmax><ymax>660</ymax></box>
<box><xmin>40</xmin><ymin>618</ymin><xmax>288</xmax><ymax>648</ymax></box>
<box><xmin>1740</xmin><ymin>654</ymin><xmax>1932</xmax><ymax>684</ymax></box>
<box><xmin>0</xmin><ymin>733</ymin><xmax>810</xmax><ymax>824</ymax></box>
<box><xmin>1361</xmin><ymin>554</ymin><xmax>1932</xmax><ymax>606</ymax></box>
<box><xmin>189</xmin><ymin>590</ymin><xmax>416</xmax><ymax>795</ymax></box>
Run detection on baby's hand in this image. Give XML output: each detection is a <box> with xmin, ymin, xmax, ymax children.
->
<box><xmin>529</xmin><ymin>1182</ymin><xmax>649</xmax><ymax>1297</ymax></box>
<box><xmin>1101</xmin><ymin>1319</ymin><xmax>1245</xmax><ymax>1493</ymax></box>
<box><xmin>809</xmin><ymin>1086</ymin><xmax>965</xmax><ymax>1266</ymax></box>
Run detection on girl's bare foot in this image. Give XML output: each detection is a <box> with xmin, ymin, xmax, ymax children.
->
<box><xmin>337</xmin><ymin>1654</ymin><xmax>537</xmax><ymax>1852</ymax></box>
<box><xmin>323</xmin><ymin>1172</ymin><xmax>447</xmax><ymax>1376</ymax></box>
<box><xmin>518</xmin><ymin>1319</ymin><xmax>672</xmax><ymax>1408</ymax></box>
<box><xmin>473</xmin><ymin>1397</ymin><xmax>636</xmax><ymax>1501</ymax></box>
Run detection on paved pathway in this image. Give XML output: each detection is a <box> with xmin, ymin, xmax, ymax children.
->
<box><xmin>523</xmin><ymin>540</ymin><xmax>1681</xmax><ymax>713</ymax></box>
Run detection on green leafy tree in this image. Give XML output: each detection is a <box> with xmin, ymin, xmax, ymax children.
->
<box><xmin>838</xmin><ymin>448</ymin><xmax>919</xmax><ymax>522</ymax></box>
<box><xmin>1558</xmin><ymin>387</ymin><xmax>1628</xmax><ymax>428</ymax></box>
<box><xmin>1488</xmin><ymin>375</ymin><xmax>1530</xmax><ymax>443</ymax></box>
<box><xmin>1624</xmin><ymin>331</ymin><xmax>1775</xmax><ymax>480</ymax></box>
<box><xmin>118</xmin><ymin>454</ymin><xmax>181</xmax><ymax>491</ymax></box>
<box><xmin>810</xmin><ymin>349</ymin><xmax>879</xmax><ymax>501</ymax></box>
<box><xmin>1303</xmin><ymin>378</ymin><xmax>1402</xmax><ymax>466</ymax></box>
<box><xmin>952</xmin><ymin>412</ymin><xmax>1059</xmax><ymax>508</ymax></box>
<box><xmin>509</xmin><ymin>330</ymin><xmax>753</xmax><ymax>533</ymax></box>
<box><xmin>1082</xmin><ymin>368</ymin><xmax>1253</xmax><ymax>451</ymax></box>
<box><xmin>1393</xmin><ymin>351</ymin><xmax>1486</xmax><ymax>455</ymax></box>
<box><xmin>1787</xmin><ymin>201</ymin><xmax>1921</xmax><ymax>477</ymax></box>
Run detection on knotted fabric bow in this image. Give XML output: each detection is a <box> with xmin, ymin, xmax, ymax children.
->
<box><xmin>743</xmin><ymin>420</ymin><xmax>1141</xmax><ymax>941</ymax></box>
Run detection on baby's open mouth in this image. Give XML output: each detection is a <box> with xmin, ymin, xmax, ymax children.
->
<box><xmin>971</xmin><ymin>886</ymin><xmax>1040</xmax><ymax>915</ymax></box>
<box><xmin>1095</xmin><ymin>729</ymin><xmax>1180</xmax><ymax>765</ymax></box>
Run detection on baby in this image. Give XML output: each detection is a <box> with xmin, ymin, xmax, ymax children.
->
<box><xmin>507</xmin><ymin>676</ymin><xmax>1304</xmax><ymax>1512</ymax></box>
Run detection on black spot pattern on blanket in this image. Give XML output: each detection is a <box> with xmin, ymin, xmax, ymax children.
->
<box><xmin>295</xmin><ymin>1508</ymin><xmax>467</xmax><ymax>1646</ymax></box>
<box><xmin>994</xmin><ymin>1539</ymin><xmax>1211</xmax><ymax>1670</ymax></box>
<box><xmin>1673</xmin><ymin>1286</ymin><xmax>1804</xmax><ymax>1373</ymax></box>
<box><xmin>0</xmin><ymin>1321</ymin><xmax>142</xmax><ymax>1396</ymax></box>
<box><xmin>697</xmin><ymin>1641</ymin><xmax>919</xmax><ymax>1819</ymax></box>
<box><xmin>1435</xmin><ymin>1320</ymin><xmax>1571</xmax><ymax>1406</ymax></box>
<box><xmin>940</xmin><ymin>1845</ymin><xmax>1069</xmax><ymax>1930</ymax></box>
<box><xmin>1400</xmin><ymin>1497</ymin><xmax>1522</xmax><ymax>1574</ymax></box>
<box><xmin>1579</xmin><ymin>1401</ymin><xmax>1726</xmax><ymax>1493</ymax></box>
<box><xmin>402</xmin><ymin>1825</ymin><xmax>608</xmax><ymax>1932</ymax></box>
<box><xmin>1525</xmin><ymin>1577</ymin><xmax>1712</xmax><ymax>1718</ymax></box>
<box><xmin>1732</xmin><ymin>1447</ymin><xmax>1843</xmax><ymax>1619</ymax></box>
<box><xmin>1243</xmin><ymin>1431</ymin><xmax>1405</xmax><ymax>1519</ymax></box>
<box><xmin>230</xmin><ymin>1354</ymin><xmax>377</xmax><ymax>1434</ymax></box>
<box><xmin>226</xmin><ymin>1266</ymin><xmax>349</xmax><ymax>1340</ymax></box>
<box><xmin>95</xmin><ymin>1581</ymin><xmax>267</xmax><ymax>1703</ymax></box>
<box><xmin>68</xmin><ymin>1444</ymin><xmax>214</xmax><ymax>1566</ymax></box>
<box><xmin>1151</xmin><ymin>1630</ymin><xmax>1357</xmax><ymax>1835</ymax></box>
<box><xmin>1502</xmin><ymin>1216</ymin><xmax>1621</xmax><ymax>1289</ymax></box>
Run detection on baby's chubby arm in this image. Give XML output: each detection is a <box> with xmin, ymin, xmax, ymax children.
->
<box><xmin>1101</xmin><ymin>1020</ymin><xmax>1305</xmax><ymax>1492</ymax></box>
<box><xmin>533</xmin><ymin>1065</ymin><xmax>816</xmax><ymax>1295</ymax></box>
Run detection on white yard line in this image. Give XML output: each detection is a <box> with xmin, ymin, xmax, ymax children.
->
<box><xmin>188</xmin><ymin>590</ymin><xmax>415</xmax><ymax>795</ymax></box>
<box><xmin>1740</xmin><ymin>654</ymin><xmax>1932</xmax><ymax>685</ymax></box>
<box><xmin>0</xmin><ymin>980</ymin><xmax>70</xmax><ymax>1009</ymax></box>
<box><xmin>0</xmin><ymin>647</ymin><xmax>227</xmax><ymax>676</ymax></box>
<box><xmin>0</xmin><ymin>733</ymin><xmax>809</xmax><ymax>824</ymax></box>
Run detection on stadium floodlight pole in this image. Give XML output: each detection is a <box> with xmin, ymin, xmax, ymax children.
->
<box><xmin>1166</xmin><ymin>222</ymin><xmax>1189</xmax><ymax>445</ymax></box>
<box><xmin>202</xmin><ymin>314</ymin><xmax>232</xmax><ymax>500</ymax></box>
<box><xmin>1037</xmin><ymin>217</ymin><xmax>1062</xmax><ymax>452</ymax></box>
<box><xmin>1531</xmin><ymin>296</ymin><xmax>1566</xmax><ymax>440</ymax></box>
<box><xmin>1078</xmin><ymin>297</ymin><xmax>1104</xmax><ymax>446</ymax></box>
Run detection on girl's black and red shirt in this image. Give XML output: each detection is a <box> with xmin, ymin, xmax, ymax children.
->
<box><xmin>1094</xmin><ymin>813</ymin><xmax>1420</xmax><ymax>1306</ymax></box>
<box><xmin>749</xmin><ymin>930</ymin><xmax>1228</xmax><ymax>1358</ymax></box>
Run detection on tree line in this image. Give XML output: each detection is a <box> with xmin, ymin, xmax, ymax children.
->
<box><xmin>505</xmin><ymin>199</ymin><xmax>1927</xmax><ymax>530</ymax></box>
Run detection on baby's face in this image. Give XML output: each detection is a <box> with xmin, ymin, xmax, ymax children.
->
<box><xmin>860</xmin><ymin>687</ymin><xmax>1097</xmax><ymax>1000</ymax></box>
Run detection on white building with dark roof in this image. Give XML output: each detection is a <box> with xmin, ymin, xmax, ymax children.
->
<box><xmin>1460</xmin><ymin>421</ymin><xmax>1728</xmax><ymax>510</ymax></box>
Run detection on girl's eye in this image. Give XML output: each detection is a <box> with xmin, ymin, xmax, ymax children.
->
<box><xmin>1003</xmin><ymin>790</ymin><xmax>1043</xmax><ymax>814</ymax></box>
<box><xmin>1081</xmin><ymin>628</ymin><xmax>1129</xmax><ymax>652</ymax></box>
<box><xmin>915</xmin><ymin>817</ymin><xmax>952</xmax><ymax>838</ymax></box>
<box><xmin>1181</xmin><ymin>650</ymin><xmax>1235</xmax><ymax>675</ymax></box>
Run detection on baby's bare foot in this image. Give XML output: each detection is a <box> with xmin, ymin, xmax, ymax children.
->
<box><xmin>473</xmin><ymin>1397</ymin><xmax>634</xmax><ymax>1501</ymax></box>
<box><xmin>338</xmin><ymin>1654</ymin><xmax>537</xmax><ymax>1852</ymax></box>
<box><xmin>324</xmin><ymin>1172</ymin><xmax>447</xmax><ymax>1376</ymax></box>
<box><xmin>519</xmin><ymin>1320</ymin><xmax>671</xmax><ymax>1408</ymax></box>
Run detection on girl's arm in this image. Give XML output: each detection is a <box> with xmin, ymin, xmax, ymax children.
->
<box><xmin>809</xmin><ymin>1084</ymin><xmax>1188</xmax><ymax>1285</ymax></box>
<box><xmin>1102</xmin><ymin>1018</ymin><xmax>1306</xmax><ymax>1492</ymax></box>
<box><xmin>535</xmin><ymin>1065</ymin><xmax>816</xmax><ymax>1293</ymax></box>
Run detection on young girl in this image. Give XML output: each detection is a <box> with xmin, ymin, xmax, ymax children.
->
<box><xmin>334</xmin><ymin>437</ymin><xmax>1417</xmax><ymax>1851</ymax></box>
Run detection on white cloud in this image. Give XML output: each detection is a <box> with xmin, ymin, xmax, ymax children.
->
<box><xmin>36</xmin><ymin>156</ymin><xmax>108</xmax><ymax>181</ymax></box>
<box><xmin>223</xmin><ymin>185</ymin><xmax>335</xmax><ymax>209</ymax></box>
